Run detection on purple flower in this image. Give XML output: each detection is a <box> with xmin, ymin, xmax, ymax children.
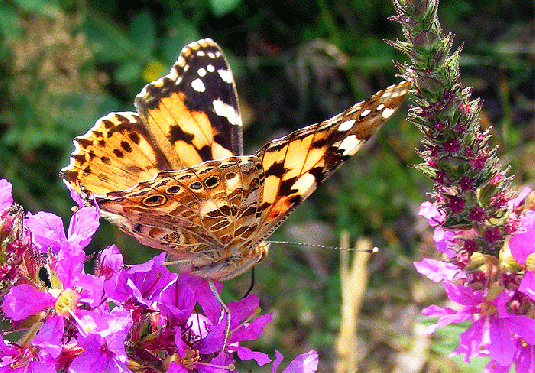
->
<box><xmin>26</xmin><ymin>206</ymin><xmax>99</xmax><ymax>255</ymax></box>
<box><xmin>137</xmin><ymin>271</ymin><xmax>273</xmax><ymax>371</ymax></box>
<box><xmin>271</xmin><ymin>350</ymin><xmax>318</xmax><ymax>373</ymax></box>
<box><xmin>443</xmin><ymin>138</ymin><xmax>460</xmax><ymax>153</ymax></box>
<box><xmin>414</xmin><ymin>258</ymin><xmax>462</xmax><ymax>282</ymax></box>
<box><xmin>97</xmin><ymin>244</ymin><xmax>124</xmax><ymax>277</ymax></box>
<box><xmin>509</xmin><ymin>211</ymin><xmax>535</xmax><ymax>265</ymax></box>
<box><xmin>447</xmin><ymin>195</ymin><xmax>466</xmax><ymax>213</ymax></box>
<box><xmin>418</xmin><ymin>201</ymin><xmax>445</xmax><ymax>227</ymax></box>
<box><xmin>69</xmin><ymin>307</ymin><xmax>133</xmax><ymax>373</ymax></box>
<box><xmin>0</xmin><ymin>179</ymin><xmax>13</xmax><ymax>213</ymax></box>
<box><xmin>432</xmin><ymin>227</ymin><xmax>456</xmax><ymax>258</ymax></box>
<box><xmin>0</xmin><ymin>334</ymin><xmax>58</xmax><ymax>373</ymax></box>
<box><xmin>103</xmin><ymin>252</ymin><xmax>177</xmax><ymax>305</ymax></box>
<box><xmin>422</xmin><ymin>283</ymin><xmax>535</xmax><ymax>367</ymax></box>
<box><xmin>484</xmin><ymin>227</ymin><xmax>502</xmax><ymax>244</ymax></box>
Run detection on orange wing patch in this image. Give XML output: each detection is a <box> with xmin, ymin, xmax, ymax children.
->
<box><xmin>60</xmin><ymin>112</ymin><xmax>173</xmax><ymax>196</ymax></box>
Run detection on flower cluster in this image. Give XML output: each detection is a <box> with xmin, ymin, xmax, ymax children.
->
<box><xmin>0</xmin><ymin>179</ymin><xmax>318</xmax><ymax>372</ymax></box>
<box><xmin>389</xmin><ymin>0</ymin><xmax>535</xmax><ymax>371</ymax></box>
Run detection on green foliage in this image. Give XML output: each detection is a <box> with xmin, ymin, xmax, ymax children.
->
<box><xmin>0</xmin><ymin>0</ymin><xmax>532</xmax><ymax>371</ymax></box>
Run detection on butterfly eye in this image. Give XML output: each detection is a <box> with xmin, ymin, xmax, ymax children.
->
<box><xmin>142</xmin><ymin>194</ymin><xmax>167</xmax><ymax>206</ymax></box>
<box><xmin>204</xmin><ymin>175</ymin><xmax>220</xmax><ymax>188</ymax></box>
<box><xmin>166</xmin><ymin>185</ymin><xmax>181</xmax><ymax>194</ymax></box>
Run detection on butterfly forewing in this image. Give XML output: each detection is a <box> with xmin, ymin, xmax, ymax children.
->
<box><xmin>135</xmin><ymin>39</ymin><xmax>243</xmax><ymax>168</ymax></box>
<box><xmin>253</xmin><ymin>81</ymin><xmax>410</xmax><ymax>240</ymax></box>
<box><xmin>62</xmin><ymin>39</ymin><xmax>243</xmax><ymax>197</ymax></box>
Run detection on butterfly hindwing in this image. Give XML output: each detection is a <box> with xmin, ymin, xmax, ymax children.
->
<box><xmin>135</xmin><ymin>39</ymin><xmax>243</xmax><ymax>168</ymax></box>
<box><xmin>95</xmin><ymin>156</ymin><xmax>266</xmax><ymax>278</ymax></box>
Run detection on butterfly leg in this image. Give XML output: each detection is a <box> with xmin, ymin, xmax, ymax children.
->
<box><xmin>208</xmin><ymin>279</ymin><xmax>231</xmax><ymax>348</ymax></box>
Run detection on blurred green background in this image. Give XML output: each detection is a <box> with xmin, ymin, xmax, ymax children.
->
<box><xmin>0</xmin><ymin>0</ymin><xmax>533</xmax><ymax>371</ymax></box>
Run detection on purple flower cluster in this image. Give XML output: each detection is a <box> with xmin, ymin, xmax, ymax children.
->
<box><xmin>389</xmin><ymin>0</ymin><xmax>535</xmax><ymax>370</ymax></box>
<box><xmin>0</xmin><ymin>179</ymin><xmax>318</xmax><ymax>372</ymax></box>
<box><xmin>417</xmin><ymin>196</ymin><xmax>535</xmax><ymax>371</ymax></box>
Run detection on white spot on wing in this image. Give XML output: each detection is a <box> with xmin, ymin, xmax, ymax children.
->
<box><xmin>376</xmin><ymin>103</ymin><xmax>385</xmax><ymax>111</ymax></box>
<box><xmin>293</xmin><ymin>173</ymin><xmax>316</xmax><ymax>194</ymax></box>
<box><xmin>360</xmin><ymin>109</ymin><xmax>371</xmax><ymax>118</ymax></box>
<box><xmin>381</xmin><ymin>107</ymin><xmax>395</xmax><ymax>119</ymax></box>
<box><xmin>207</xmin><ymin>64</ymin><xmax>215</xmax><ymax>72</ymax></box>
<box><xmin>338</xmin><ymin>135</ymin><xmax>362</xmax><ymax>156</ymax></box>
<box><xmin>191</xmin><ymin>78</ymin><xmax>205</xmax><ymax>92</ymax></box>
<box><xmin>197</xmin><ymin>68</ymin><xmax>207</xmax><ymax>77</ymax></box>
<box><xmin>218</xmin><ymin>69</ymin><xmax>233</xmax><ymax>84</ymax></box>
<box><xmin>338</xmin><ymin>119</ymin><xmax>355</xmax><ymax>132</ymax></box>
<box><xmin>213</xmin><ymin>99</ymin><xmax>241</xmax><ymax>126</ymax></box>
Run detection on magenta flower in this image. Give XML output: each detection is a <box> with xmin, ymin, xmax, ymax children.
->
<box><xmin>418</xmin><ymin>201</ymin><xmax>445</xmax><ymax>227</ymax></box>
<box><xmin>0</xmin><ymin>177</ymin><xmax>315</xmax><ymax>371</ymax></box>
<box><xmin>509</xmin><ymin>211</ymin><xmax>535</xmax><ymax>265</ymax></box>
<box><xmin>103</xmin><ymin>252</ymin><xmax>177</xmax><ymax>306</ymax></box>
<box><xmin>25</xmin><ymin>206</ymin><xmax>99</xmax><ymax>255</ymax></box>
<box><xmin>69</xmin><ymin>307</ymin><xmax>133</xmax><ymax>373</ymax></box>
<box><xmin>0</xmin><ymin>179</ymin><xmax>13</xmax><ymax>213</ymax></box>
<box><xmin>271</xmin><ymin>350</ymin><xmax>318</xmax><ymax>373</ymax></box>
<box><xmin>422</xmin><ymin>283</ymin><xmax>535</xmax><ymax>368</ymax></box>
<box><xmin>418</xmin><ymin>202</ymin><xmax>456</xmax><ymax>257</ymax></box>
<box><xmin>414</xmin><ymin>258</ymin><xmax>462</xmax><ymax>283</ymax></box>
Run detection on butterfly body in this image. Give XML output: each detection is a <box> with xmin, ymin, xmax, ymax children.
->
<box><xmin>61</xmin><ymin>39</ymin><xmax>409</xmax><ymax>281</ymax></box>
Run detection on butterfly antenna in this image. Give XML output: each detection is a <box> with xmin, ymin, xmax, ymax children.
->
<box><xmin>267</xmin><ymin>240</ymin><xmax>379</xmax><ymax>253</ymax></box>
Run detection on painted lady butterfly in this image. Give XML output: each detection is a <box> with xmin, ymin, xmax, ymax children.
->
<box><xmin>61</xmin><ymin>39</ymin><xmax>409</xmax><ymax>281</ymax></box>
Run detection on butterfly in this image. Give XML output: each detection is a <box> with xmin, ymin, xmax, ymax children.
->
<box><xmin>61</xmin><ymin>38</ymin><xmax>409</xmax><ymax>281</ymax></box>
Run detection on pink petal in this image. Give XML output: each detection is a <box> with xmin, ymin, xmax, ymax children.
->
<box><xmin>433</xmin><ymin>228</ymin><xmax>456</xmax><ymax>257</ymax></box>
<box><xmin>452</xmin><ymin>319</ymin><xmax>487</xmax><ymax>363</ymax></box>
<box><xmin>519</xmin><ymin>272</ymin><xmax>535</xmax><ymax>302</ymax></box>
<box><xmin>443</xmin><ymin>282</ymin><xmax>484</xmax><ymax>305</ymax></box>
<box><xmin>488</xmin><ymin>319</ymin><xmax>516</xmax><ymax>366</ymax></box>
<box><xmin>508</xmin><ymin>187</ymin><xmax>532</xmax><ymax>210</ymax></box>
<box><xmin>33</xmin><ymin>315</ymin><xmax>64</xmax><ymax>358</ymax></box>
<box><xmin>510</xmin><ymin>211</ymin><xmax>535</xmax><ymax>264</ymax></box>
<box><xmin>414</xmin><ymin>259</ymin><xmax>460</xmax><ymax>282</ymax></box>
<box><xmin>1</xmin><ymin>284</ymin><xmax>55</xmax><ymax>321</ymax></box>
<box><xmin>282</xmin><ymin>350</ymin><xmax>318</xmax><ymax>373</ymax></box>
<box><xmin>236</xmin><ymin>346</ymin><xmax>271</xmax><ymax>366</ymax></box>
<box><xmin>68</xmin><ymin>206</ymin><xmax>100</xmax><ymax>249</ymax></box>
<box><xmin>0</xmin><ymin>179</ymin><xmax>13</xmax><ymax>211</ymax></box>
<box><xmin>418</xmin><ymin>201</ymin><xmax>445</xmax><ymax>227</ymax></box>
<box><xmin>272</xmin><ymin>350</ymin><xmax>285</xmax><ymax>373</ymax></box>
<box><xmin>26</xmin><ymin>211</ymin><xmax>67</xmax><ymax>253</ymax></box>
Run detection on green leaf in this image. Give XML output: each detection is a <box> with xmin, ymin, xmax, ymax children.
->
<box><xmin>0</xmin><ymin>5</ymin><xmax>21</xmax><ymax>39</ymax></box>
<box><xmin>114</xmin><ymin>61</ymin><xmax>143</xmax><ymax>84</ymax></box>
<box><xmin>83</xmin><ymin>13</ymin><xmax>136</xmax><ymax>63</ymax></box>
<box><xmin>209</xmin><ymin>0</ymin><xmax>241</xmax><ymax>17</ymax></box>
<box><xmin>129</xmin><ymin>11</ymin><xmax>156</xmax><ymax>59</ymax></box>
